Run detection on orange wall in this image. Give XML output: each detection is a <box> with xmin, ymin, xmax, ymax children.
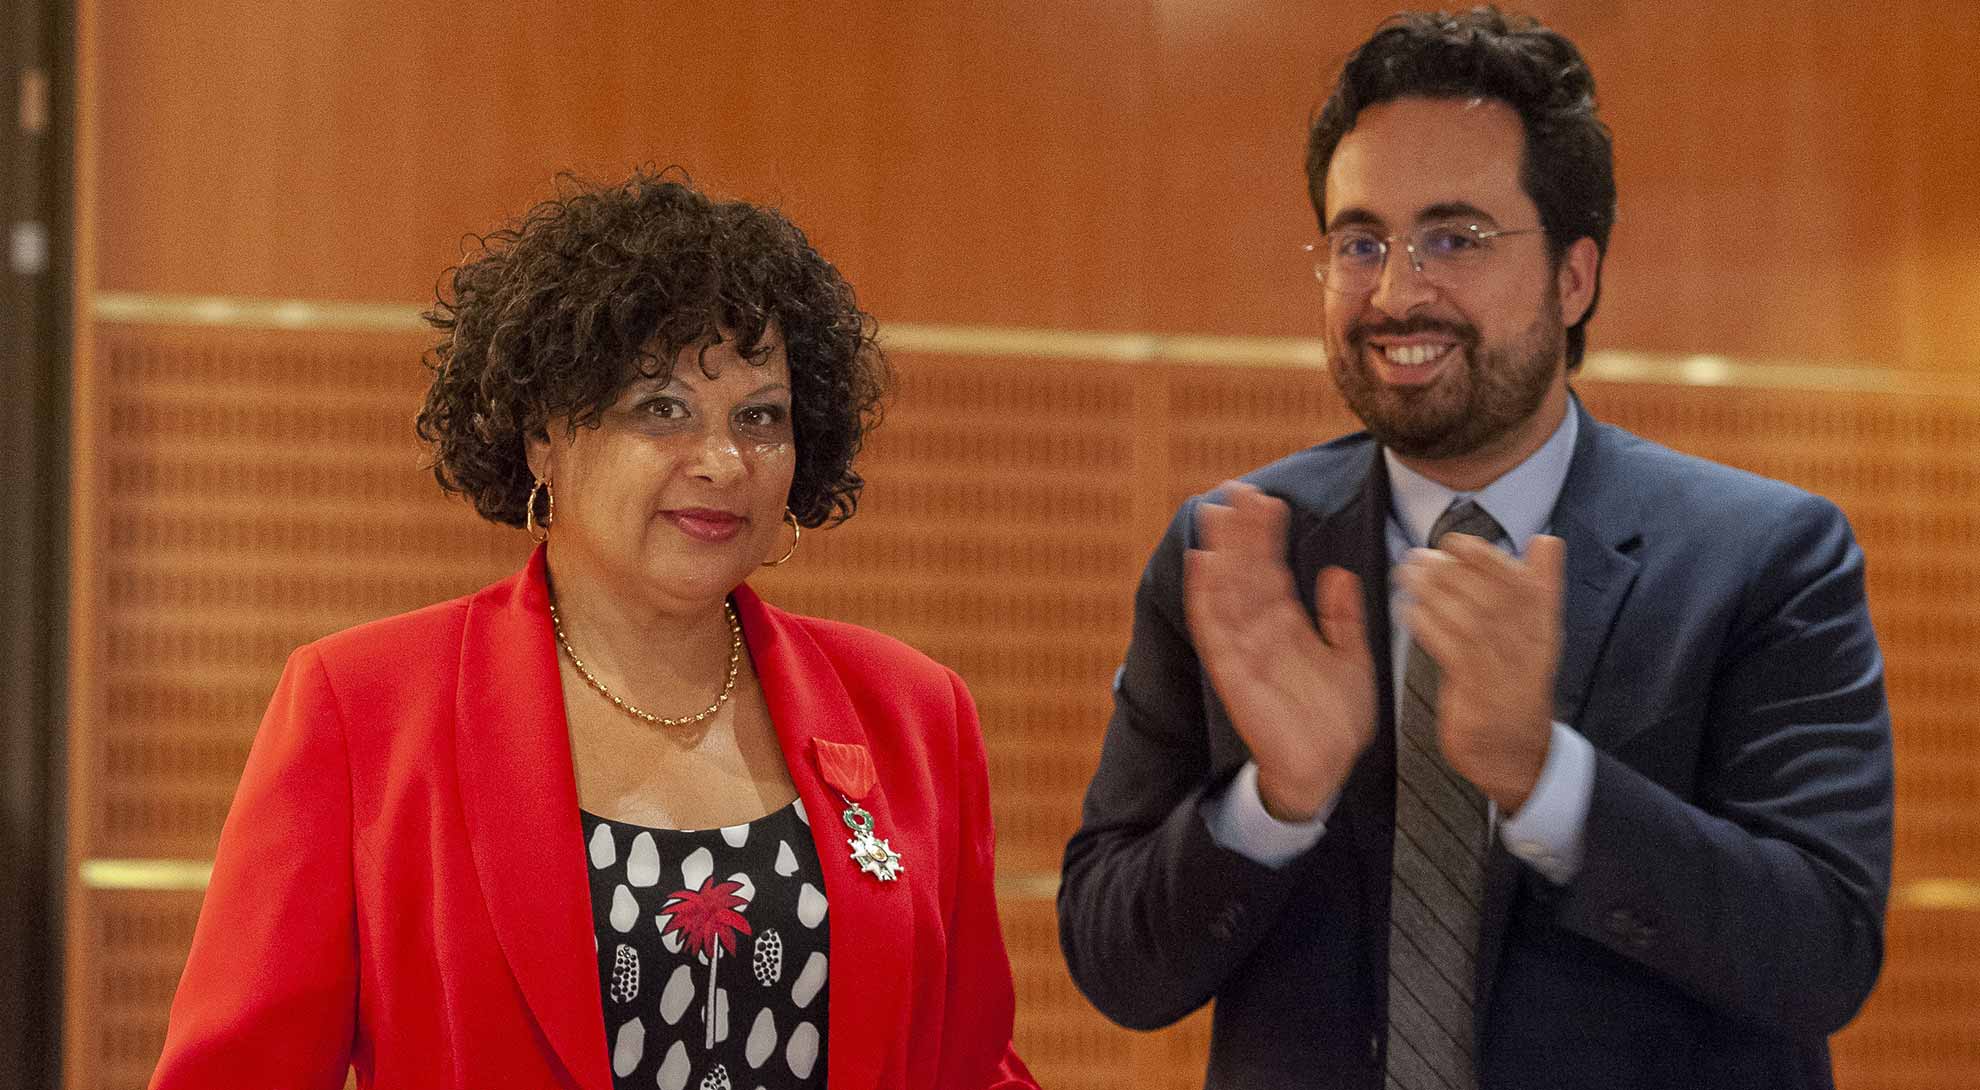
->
<box><xmin>89</xmin><ymin>1</ymin><xmax>1980</xmax><ymax>366</ymax></box>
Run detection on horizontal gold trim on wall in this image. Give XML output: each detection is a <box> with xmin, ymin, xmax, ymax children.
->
<box><xmin>77</xmin><ymin>858</ymin><xmax>213</xmax><ymax>891</ymax></box>
<box><xmin>72</xmin><ymin>859</ymin><xmax>1980</xmax><ymax>909</ymax></box>
<box><xmin>89</xmin><ymin>291</ymin><xmax>1955</xmax><ymax>396</ymax></box>
<box><xmin>72</xmin><ymin>857</ymin><xmax>1067</xmax><ymax>899</ymax></box>
<box><xmin>1896</xmin><ymin>879</ymin><xmax>1980</xmax><ymax>910</ymax></box>
<box><xmin>94</xmin><ymin>293</ymin><xmax>430</xmax><ymax>335</ymax></box>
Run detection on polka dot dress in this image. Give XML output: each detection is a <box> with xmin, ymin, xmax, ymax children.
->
<box><xmin>582</xmin><ymin>798</ymin><xmax>829</xmax><ymax>1090</ymax></box>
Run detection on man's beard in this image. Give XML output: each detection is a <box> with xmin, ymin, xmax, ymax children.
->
<box><xmin>1327</xmin><ymin>296</ymin><xmax>1566</xmax><ymax>461</ymax></box>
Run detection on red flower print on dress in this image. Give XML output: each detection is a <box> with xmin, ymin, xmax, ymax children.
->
<box><xmin>660</xmin><ymin>877</ymin><xmax>753</xmax><ymax>1049</ymax></box>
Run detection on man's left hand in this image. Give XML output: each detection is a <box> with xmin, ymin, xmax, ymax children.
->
<box><xmin>1396</xmin><ymin>532</ymin><xmax>1566</xmax><ymax>814</ymax></box>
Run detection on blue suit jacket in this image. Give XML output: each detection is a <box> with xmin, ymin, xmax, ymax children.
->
<box><xmin>1058</xmin><ymin>400</ymin><xmax>1893</xmax><ymax>1089</ymax></box>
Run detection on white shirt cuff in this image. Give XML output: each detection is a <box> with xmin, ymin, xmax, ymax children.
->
<box><xmin>1203</xmin><ymin>761</ymin><xmax>1336</xmax><ymax>868</ymax></box>
<box><xmin>1497</xmin><ymin>721</ymin><xmax>1595</xmax><ymax>885</ymax></box>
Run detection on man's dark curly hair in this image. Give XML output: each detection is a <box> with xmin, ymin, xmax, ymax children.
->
<box><xmin>1305</xmin><ymin>6</ymin><xmax>1616</xmax><ymax>370</ymax></box>
<box><xmin>416</xmin><ymin>169</ymin><xmax>888</xmax><ymax>529</ymax></box>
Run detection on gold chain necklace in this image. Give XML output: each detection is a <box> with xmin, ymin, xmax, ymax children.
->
<box><xmin>548</xmin><ymin>599</ymin><xmax>742</xmax><ymax>727</ymax></box>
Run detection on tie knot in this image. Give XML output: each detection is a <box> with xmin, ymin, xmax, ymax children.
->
<box><xmin>1428</xmin><ymin>499</ymin><xmax>1507</xmax><ymax>548</ymax></box>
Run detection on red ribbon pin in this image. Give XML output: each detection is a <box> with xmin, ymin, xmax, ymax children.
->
<box><xmin>813</xmin><ymin>737</ymin><xmax>878</xmax><ymax>800</ymax></box>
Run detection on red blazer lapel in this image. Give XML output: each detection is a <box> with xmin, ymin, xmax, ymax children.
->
<box><xmin>733</xmin><ymin>584</ymin><xmax>913</xmax><ymax>1090</ymax></box>
<box><xmin>454</xmin><ymin>547</ymin><xmax>611</xmax><ymax>1090</ymax></box>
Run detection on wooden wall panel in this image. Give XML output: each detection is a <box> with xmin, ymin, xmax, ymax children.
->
<box><xmin>82</xmin><ymin>325</ymin><xmax>518</xmax><ymax>864</ymax></box>
<box><xmin>71</xmin><ymin>890</ymin><xmax>203</xmax><ymax>1090</ymax></box>
<box><xmin>88</xmin><ymin>0</ymin><xmax>1163</xmax><ymax>331</ymax></box>
<box><xmin>1834</xmin><ymin>907</ymin><xmax>1980</xmax><ymax>1090</ymax></box>
<box><xmin>65</xmin><ymin>320</ymin><xmax>1980</xmax><ymax>1087</ymax></box>
<box><xmin>84</xmin><ymin>0</ymin><xmax>1980</xmax><ymax>370</ymax></box>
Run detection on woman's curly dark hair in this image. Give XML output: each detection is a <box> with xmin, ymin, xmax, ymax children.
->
<box><xmin>416</xmin><ymin>169</ymin><xmax>888</xmax><ymax>529</ymax></box>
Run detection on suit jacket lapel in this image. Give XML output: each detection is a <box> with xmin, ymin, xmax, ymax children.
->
<box><xmin>454</xmin><ymin>546</ymin><xmax>611</xmax><ymax>1090</ymax></box>
<box><xmin>1475</xmin><ymin>397</ymin><xmax>1644</xmax><ymax>1029</ymax></box>
<box><xmin>1545</xmin><ymin>399</ymin><xmax>1645</xmax><ymax>740</ymax></box>
<box><xmin>732</xmin><ymin>583</ymin><xmax>912</xmax><ymax>1090</ymax></box>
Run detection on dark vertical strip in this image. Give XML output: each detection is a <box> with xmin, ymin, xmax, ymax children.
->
<box><xmin>0</xmin><ymin>0</ymin><xmax>71</xmax><ymax>1084</ymax></box>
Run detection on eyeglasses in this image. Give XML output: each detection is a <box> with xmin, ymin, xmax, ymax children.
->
<box><xmin>1304</xmin><ymin>222</ymin><xmax>1544</xmax><ymax>295</ymax></box>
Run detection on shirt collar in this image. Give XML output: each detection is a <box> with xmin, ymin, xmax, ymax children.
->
<box><xmin>1383</xmin><ymin>405</ymin><xmax>1578</xmax><ymax>555</ymax></box>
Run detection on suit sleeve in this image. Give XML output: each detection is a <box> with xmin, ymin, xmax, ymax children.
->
<box><xmin>1552</xmin><ymin>493</ymin><xmax>1893</xmax><ymax>1035</ymax></box>
<box><xmin>936</xmin><ymin>669</ymin><xmax>1039</xmax><ymax>1090</ymax></box>
<box><xmin>1057</xmin><ymin>504</ymin><xmax>1314</xmax><ymax>1030</ymax></box>
<box><xmin>150</xmin><ymin>646</ymin><xmax>359</xmax><ymax>1090</ymax></box>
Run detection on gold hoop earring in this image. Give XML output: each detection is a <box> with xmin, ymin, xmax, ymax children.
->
<box><xmin>525</xmin><ymin>477</ymin><xmax>554</xmax><ymax>544</ymax></box>
<box><xmin>762</xmin><ymin>510</ymin><xmax>801</xmax><ymax>567</ymax></box>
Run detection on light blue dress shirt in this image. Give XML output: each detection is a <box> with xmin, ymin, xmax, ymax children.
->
<box><xmin>1205</xmin><ymin>407</ymin><xmax>1594</xmax><ymax>885</ymax></box>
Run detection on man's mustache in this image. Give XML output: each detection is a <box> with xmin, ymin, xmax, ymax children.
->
<box><xmin>1347</xmin><ymin>317</ymin><xmax>1477</xmax><ymax>349</ymax></box>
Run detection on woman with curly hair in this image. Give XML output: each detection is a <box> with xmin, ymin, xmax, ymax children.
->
<box><xmin>150</xmin><ymin>171</ymin><xmax>1037</xmax><ymax>1090</ymax></box>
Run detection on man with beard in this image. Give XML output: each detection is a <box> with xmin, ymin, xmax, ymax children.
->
<box><xmin>1057</xmin><ymin>9</ymin><xmax>1892</xmax><ymax>1090</ymax></box>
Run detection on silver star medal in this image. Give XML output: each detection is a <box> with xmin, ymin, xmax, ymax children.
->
<box><xmin>841</xmin><ymin>798</ymin><xmax>904</xmax><ymax>882</ymax></box>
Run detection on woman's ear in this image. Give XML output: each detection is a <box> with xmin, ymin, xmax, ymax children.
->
<box><xmin>523</xmin><ymin>419</ymin><xmax>556</xmax><ymax>483</ymax></box>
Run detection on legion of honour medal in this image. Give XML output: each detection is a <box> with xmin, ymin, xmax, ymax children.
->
<box><xmin>812</xmin><ymin>737</ymin><xmax>905</xmax><ymax>883</ymax></box>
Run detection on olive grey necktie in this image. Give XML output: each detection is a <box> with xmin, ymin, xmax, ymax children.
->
<box><xmin>1385</xmin><ymin>498</ymin><xmax>1505</xmax><ymax>1090</ymax></box>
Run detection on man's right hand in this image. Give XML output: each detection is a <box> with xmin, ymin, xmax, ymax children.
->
<box><xmin>1183</xmin><ymin>482</ymin><xmax>1377</xmax><ymax>823</ymax></box>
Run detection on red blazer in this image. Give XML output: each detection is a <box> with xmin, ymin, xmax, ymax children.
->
<box><xmin>150</xmin><ymin>550</ymin><xmax>1037</xmax><ymax>1090</ymax></box>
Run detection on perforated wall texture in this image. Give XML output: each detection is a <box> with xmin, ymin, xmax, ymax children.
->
<box><xmin>64</xmin><ymin>319</ymin><xmax>1979</xmax><ymax>1089</ymax></box>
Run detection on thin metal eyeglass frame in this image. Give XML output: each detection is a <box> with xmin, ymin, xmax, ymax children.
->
<box><xmin>1303</xmin><ymin>222</ymin><xmax>1545</xmax><ymax>294</ymax></box>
